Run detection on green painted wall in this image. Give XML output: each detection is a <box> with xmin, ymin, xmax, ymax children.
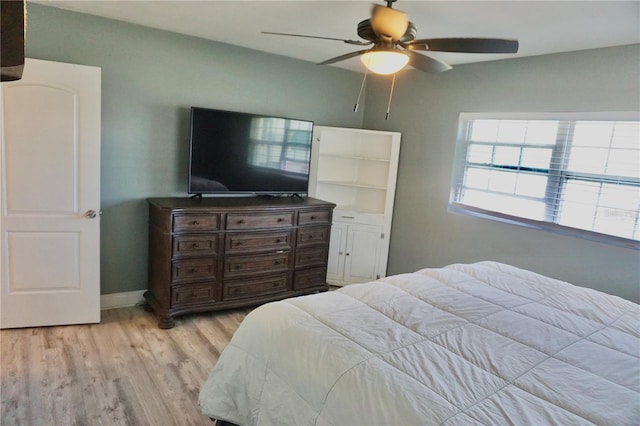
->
<box><xmin>23</xmin><ymin>4</ymin><xmax>640</xmax><ymax>302</ymax></box>
<box><xmin>363</xmin><ymin>44</ymin><xmax>640</xmax><ymax>303</ymax></box>
<box><xmin>25</xmin><ymin>4</ymin><xmax>365</xmax><ymax>295</ymax></box>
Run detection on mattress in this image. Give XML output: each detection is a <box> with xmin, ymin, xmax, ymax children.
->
<box><xmin>199</xmin><ymin>261</ymin><xmax>640</xmax><ymax>425</ymax></box>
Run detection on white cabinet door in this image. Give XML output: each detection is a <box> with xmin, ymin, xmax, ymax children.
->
<box><xmin>343</xmin><ymin>225</ymin><xmax>381</xmax><ymax>284</ymax></box>
<box><xmin>327</xmin><ymin>223</ymin><xmax>382</xmax><ymax>286</ymax></box>
<box><xmin>0</xmin><ymin>58</ymin><xmax>101</xmax><ymax>328</ymax></box>
<box><xmin>326</xmin><ymin>222</ymin><xmax>347</xmax><ymax>284</ymax></box>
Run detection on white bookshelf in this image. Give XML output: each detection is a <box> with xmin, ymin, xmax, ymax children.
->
<box><xmin>309</xmin><ymin>126</ymin><xmax>401</xmax><ymax>286</ymax></box>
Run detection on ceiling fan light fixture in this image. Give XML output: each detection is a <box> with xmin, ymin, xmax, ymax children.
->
<box><xmin>360</xmin><ymin>50</ymin><xmax>409</xmax><ymax>75</ymax></box>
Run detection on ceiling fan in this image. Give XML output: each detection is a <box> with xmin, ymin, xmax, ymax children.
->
<box><xmin>263</xmin><ymin>0</ymin><xmax>519</xmax><ymax>75</ymax></box>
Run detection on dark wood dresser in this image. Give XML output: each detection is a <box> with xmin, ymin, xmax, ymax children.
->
<box><xmin>145</xmin><ymin>196</ymin><xmax>335</xmax><ymax>328</ymax></box>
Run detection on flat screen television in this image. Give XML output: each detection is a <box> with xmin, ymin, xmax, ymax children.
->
<box><xmin>188</xmin><ymin>107</ymin><xmax>314</xmax><ymax>196</ymax></box>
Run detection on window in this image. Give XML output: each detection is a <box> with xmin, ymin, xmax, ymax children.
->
<box><xmin>450</xmin><ymin>112</ymin><xmax>640</xmax><ymax>249</ymax></box>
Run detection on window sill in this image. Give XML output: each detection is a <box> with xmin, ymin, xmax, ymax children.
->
<box><xmin>448</xmin><ymin>202</ymin><xmax>640</xmax><ymax>251</ymax></box>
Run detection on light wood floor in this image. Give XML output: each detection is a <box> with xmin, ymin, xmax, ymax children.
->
<box><xmin>1</xmin><ymin>305</ymin><xmax>250</xmax><ymax>426</ymax></box>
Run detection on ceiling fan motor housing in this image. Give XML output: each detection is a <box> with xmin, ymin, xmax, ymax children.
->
<box><xmin>357</xmin><ymin>19</ymin><xmax>417</xmax><ymax>43</ymax></box>
<box><xmin>370</xmin><ymin>5</ymin><xmax>411</xmax><ymax>41</ymax></box>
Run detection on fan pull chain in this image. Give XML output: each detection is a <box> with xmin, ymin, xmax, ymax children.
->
<box><xmin>385</xmin><ymin>72</ymin><xmax>397</xmax><ymax>120</ymax></box>
<box><xmin>354</xmin><ymin>62</ymin><xmax>370</xmax><ymax>112</ymax></box>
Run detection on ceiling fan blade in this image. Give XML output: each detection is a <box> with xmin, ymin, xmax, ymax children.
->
<box><xmin>407</xmin><ymin>38</ymin><xmax>519</xmax><ymax>54</ymax></box>
<box><xmin>318</xmin><ymin>49</ymin><xmax>370</xmax><ymax>65</ymax></box>
<box><xmin>407</xmin><ymin>51</ymin><xmax>452</xmax><ymax>74</ymax></box>
<box><xmin>262</xmin><ymin>31</ymin><xmax>371</xmax><ymax>46</ymax></box>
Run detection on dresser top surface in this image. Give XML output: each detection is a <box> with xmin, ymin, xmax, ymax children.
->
<box><xmin>148</xmin><ymin>196</ymin><xmax>335</xmax><ymax>210</ymax></box>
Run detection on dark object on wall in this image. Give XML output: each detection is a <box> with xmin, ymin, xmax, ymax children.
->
<box><xmin>1</xmin><ymin>0</ymin><xmax>26</xmax><ymax>81</ymax></box>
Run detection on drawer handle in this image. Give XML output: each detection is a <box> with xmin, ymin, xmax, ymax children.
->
<box><xmin>274</xmin><ymin>261</ymin><xmax>280</xmax><ymax>265</ymax></box>
<box><xmin>308</xmin><ymin>235</ymin><xmax>314</xmax><ymax>239</ymax></box>
<box><xmin>233</xmin><ymin>265</ymin><xmax>242</xmax><ymax>270</ymax></box>
<box><xmin>341</xmin><ymin>215</ymin><xmax>355</xmax><ymax>219</ymax></box>
<box><xmin>188</xmin><ymin>268</ymin><xmax>198</xmax><ymax>273</ymax></box>
<box><xmin>191</xmin><ymin>243</ymin><xmax>199</xmax><ymax>248</ymax></box>
<box><xmin>192</xmin><ymin>220</ymin><xmax>199</xmax><ymax>225</ymax></box>
<box><xmin>310</xmin><ymin>215</ymin><xmax>316</xmax><ymax>220</ymax></box>
<box><xmin>238</xmin><ymin>219</ymin><xmax>246</xmax><ymax>224</ymax></box>
<box><xmin>275</xmin><ymin>239</ymin><xmax>281</xmax><ymax>243</ymax></box>
<box><xmin>235</xmin><ymin>241</ymin><xmax>243</xmax><ymax>246</ymax></box>
<box><xmin>277</xmin><ymin>218</ymin><xmax>284</xmax><ymax>222</ymax></box>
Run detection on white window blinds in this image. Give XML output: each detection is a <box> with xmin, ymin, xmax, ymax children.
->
<box><xmin>450</xmin><ymin>112</ymin><xmax>640</xmax><ymax>248</ymax></box>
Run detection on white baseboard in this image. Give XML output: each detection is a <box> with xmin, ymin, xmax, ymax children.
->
<box><xmin>100</xmin><ymin>290</ymin><xmax>146</xmax><ymax>311</ymax></box>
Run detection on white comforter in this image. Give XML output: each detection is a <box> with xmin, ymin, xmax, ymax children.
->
<box><xmin>199</xmin><ymin>261</ymin><xmax>640</xmax><ymax>425</ymax></box>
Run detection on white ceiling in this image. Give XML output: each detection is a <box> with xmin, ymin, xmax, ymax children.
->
<box><xmin>30</xmin><ymin>1</ymin><xmax>640</xmax><ymax>72</ymax></box>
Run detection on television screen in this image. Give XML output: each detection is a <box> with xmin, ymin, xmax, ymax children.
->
<box><xmin>188</xmin><ymin>107</ymin><xmax>314</xmax><ymax>195</ymax></box>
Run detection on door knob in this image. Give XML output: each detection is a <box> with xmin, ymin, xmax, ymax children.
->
<box><xmin>85</xmin><ymin>210</ymin><xmax>98</xmax><ymax>219</ymax></box>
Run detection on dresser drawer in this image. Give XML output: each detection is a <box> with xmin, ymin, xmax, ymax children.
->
<box><xmin>172</xmin><ymin>234</ymin><xmax>218</xmax><ymax>258</ymax></box>
<box><xmin>224</xmin><ymin>252</ymin><xmax>290</xmax><ymax>278</ymax></box>
<box><xmin>295</xmin><ymin>247</ymin><xmax>328</xmax><ymax>269</ymax></box>
<box><xmin>293</xmin><ymin>267</ymin><xmax>328</xmax><ymax>291</ymax></box>
<box><xmin>225</xmin><ymin>230</ymin><xmax>293</xmax><ymax>254</ymax></box>
<box><xmin>171</xmin><ymin>258</ymin><xmax>217</xmax><ymax>283</ymax></box>
<box><xmin>226</xmin><ymin>212</ymin><xmax>294</xmax><ymax>230</ymax></box>
<box><xmin>297</xmin><ymin>226</ymin><xmax>330</xmax><ymax>248</ymax></box>
<box><xmin>298</xmin><ymin>209</ymin><xmax>331</xmax><ymax>225</ymax></box>
<box><xmin>173</xmin><ymin>214</ymin><xmax>220</xmax><ymax>232</ymax></box>
<box><xmin>223</xmin><ymin>274</ymin><xmax>288</xmax><ymax>302</ymax></box>
<box><xmin>171</xmin><ymin>282</ymin><xmax>216</xmax><ymax>307</ymax></box>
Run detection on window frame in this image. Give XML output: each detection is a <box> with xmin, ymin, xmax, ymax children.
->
<box><xmin>449</xmin><ymin>111</ymin><xmax>640</xmax><ymax>250</ymax></box>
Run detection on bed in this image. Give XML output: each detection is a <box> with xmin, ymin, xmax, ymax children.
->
<box><xmin>199</xmin><ymin>261</ymin><xmax>640</xmax><ymax>425</ymax></box>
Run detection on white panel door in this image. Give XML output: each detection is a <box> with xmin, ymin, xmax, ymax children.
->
<box><xmin>343</xmin><ymin>225</ymin><xmax>381</xmax><ymax>284</ymax></box>
<box><xmin>0</xmin><ymin>58</ymin><xmax>101</xmax><ymax>328</ymax></box>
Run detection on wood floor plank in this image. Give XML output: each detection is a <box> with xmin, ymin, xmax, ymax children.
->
<box><xmin>87</xmin><ymin>310</ymin><xmax>148</xmax><ymax>425</ymax></box>
<box><xmin>1</xmin><ymin>306</ymin><xmax>247</xmax><ymax>426</ymax></box>
<box><xmin>1</xmin><ymin>328</ymin><xmax>31</xmax><ymax>424</ymax></box>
